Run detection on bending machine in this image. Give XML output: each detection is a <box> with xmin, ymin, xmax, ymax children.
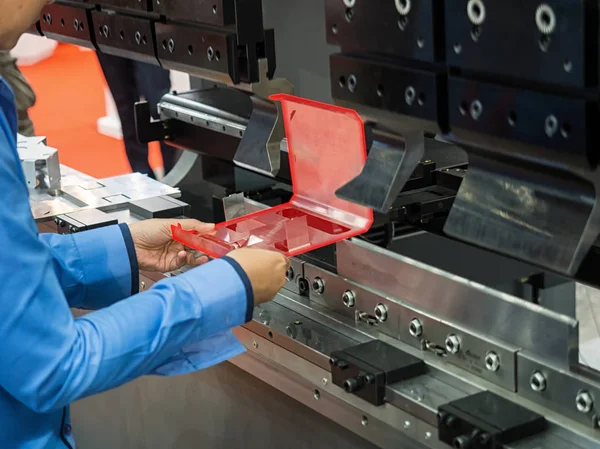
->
<box><xmin>28</xmin><ymin>1</ymin><xmax>600</xmax><ymax>448</ymax></box>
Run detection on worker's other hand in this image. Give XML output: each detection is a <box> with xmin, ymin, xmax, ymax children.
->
<box><xmin>228</xmin><ymin>248</ymin><xmax>290</xmax><ymax>305</ymax></box>
<box><xmin>129</xmin><ymin>219</ymin><xmax>213</xmax><ymax>272</ymax></box>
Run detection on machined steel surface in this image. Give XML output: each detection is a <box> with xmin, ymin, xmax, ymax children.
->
<box><xmin>28</xmin><ymin>165</ymin><xmax>180</xmax><ymax>221</ymax></box>
<box><xmin>336</xmin><ymin>238</ymin><xmax>578</xmax><ymax>368</ymax></box>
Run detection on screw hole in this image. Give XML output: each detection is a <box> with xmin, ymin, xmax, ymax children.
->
<box><xmin>268</xmin><ymin>331</ymin><xmax>273</xmax><ymax>339</ymax></box>
<box><xmin>61</xmin><ymin>18</ymin><xmax>65</xmax><ymax>27</ymax></box>
<box><xmin>564</xmin><ymin>58</ymin><xmax>573</xmax><ymax>73</ymax></box>
<box><xmin>345</xmin><ymin>8</ymin><xmax>354</xmax><ymax>23</ymax></box>
<box><xmin>120</xmin><ymin>30</ymin><xmax>125</xmax><ymax>40</ymax></box>
<box><xmin>377</xmin><ymin>84</ymin><xmax>384</xmax><ymax>97</ymax></box>
<box><xmin>205</xmin><ymin>120</ymin><xmax>210</xmax><ymax>126</ymax></box>
<box><xmin>188</xmin><ymin>45</ymin><xmax>194</xmax><ymax>55</ymax></box>
<box><xmin>471</xmin><ymin>25</ymin><xmax>481</xmax><ymax>42</ymax></box>
<box><xmin>348</xmin><ymin>74</ymin><xmax>357</xmax><ymax>92</ymax></box>
<box><xmin>417</xmin><ymin>37</ymin><xmax>425</xmax><ymax>48</ymax></box>
<box><xmin>212</xmin><ymin>4</ymin><xmax>217</xmax><ymax>14</ymax></box>
<box><xmin>215</xmin><ymin>50</ymin><xmax>221</xmax><ymax>61</ymax></box>
<box><xmin>314</xmin><ymin>389</ymin><xmax>320</xmax><ymax>400</ymax></box>
<box><xmin>339</xmin><ymin>76</ymin><xmax>346</xmax><ymax>88</ymax></box>
<box><xmin>142</xmin><ymin>35</ymin><xmax>147</xmax><ymax>45</ymax></box>
<box><xmin>398</xmin><ymin>16</ymin><xmax>409</xmax><ymax>31</ymax></box>
<box><xmin>539</xmin><ymin>35</ymin><xmax>551</xmax><ymax>52</ymax></box>
<box><xmin>561</xmin><ymin>122</ymin><xmax>571</xmax><ymax>138</ymax></box>
<box><xmin>332</xmin><ymin>24</ymin><xmax>338</xmax><ymax>34</ymax></box>
<box><xmin>508</xmin><ymin>110</ymin><xmax>517</xmax><ymax>127</ymax></box>
<box><xmin>80</xmin><ymin>23</ymin><xmax>84</xmax><ymax>30</ymax></box>
<box><xmin>459</xmin><ymin>101</ymin><xmax>468</xmax><ymax>115</ymax></box>
<box><xmin>207</xmin><ymin>46</ymin><xmax>214</xmax><ymax>60</ymax></box>
<box><xmin>417</xmin><ymin>92</ymin><xmax>425</xmax><ymax>106</ymax></box>
<box><xmin>222</xmin><ymin>125</ymin><xmax>227</xmax><ymax>132</ymax></box>
<box><xmin>162</xmin><ymin>40</ymin><xmax>167</xmax><ymax>50</ymax></box>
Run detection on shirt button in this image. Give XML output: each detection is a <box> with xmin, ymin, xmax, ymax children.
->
<box><xmin>63</xmin><ymin>424</ymin><xmax>72</xmax><ymax>435</ymax></box>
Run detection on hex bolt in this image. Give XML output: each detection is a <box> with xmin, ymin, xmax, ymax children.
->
<box><xmin>342</xmin><ymin>290</ymin><xmax>356</xmax><ymax>308</ymax></box>
<box><xmin>140</xmin><ymin>281</ymin><xmax>146</xmax><ymax>291</ymax></box>
<box><xmin>285</xmin><ymin>266</ymin><xmax>295</xmax><ymax>282</ymax></box>
<box><xmin>576</xmin><ymin>391</ymin><xmax>594</xmax><ymax>414</ymax></box>
<box><xmin>530</xmin><ymin>371</ymin><xmax>547</xmax><ymax>392</ymax></box>
<box><xmin>312</xmin><ymin>277</ymin><xmax>325</xmax><ymax>295</ymax></box>
<box><xmin>484</xmin><ymin>351</ymin><xmax>500</xmax><ymax>372</ymax></box>
<box><xmin>409</xmin><ymin>318</ymin><xmax>423</xmax><ymax>338</ymax></box>
<box><xmin>374</xmin><ymin>303</ymin><xmax>388</xmax><ymax>322</ymax></box>
<box><xmin>445</xmin><ymin>334</ymin><xmax>461</xmax><ymax>354</ymax></box>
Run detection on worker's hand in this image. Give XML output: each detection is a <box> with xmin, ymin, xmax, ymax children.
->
<box><xmin>227</xmin><ymin>248</ymin><xmax>290</xmax><ymax>305</ymax></box>
<box><xmin>129</xmin><ymin>219</ymin><xmax>213</xmax><ymax>272</ymax></box>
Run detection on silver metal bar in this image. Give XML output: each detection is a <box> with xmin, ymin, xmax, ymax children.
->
<box><xmin>336</xmin><ymin>239</ymin><xmax>578</xmax><ymax>368</ymax></box>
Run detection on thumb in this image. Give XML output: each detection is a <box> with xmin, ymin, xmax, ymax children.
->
<box><xmin>175</xmin><ymin>219</ymin><xmax>215</xmax><ymax>234</ymax></box>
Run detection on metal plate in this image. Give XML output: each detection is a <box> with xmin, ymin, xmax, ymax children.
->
<box><xmin>448</xmin><ymin>77</ymin><xmax>590</xmax><ymax>159</ymax></box>
<box><xmin>152</xmin><ymin>0</ymin><xmax>234</xmax><ymax>26</ymax></box>
<box><xmin>517</xmin><ymin>352</ymin><xmax>600</xmax><ymax>430</ymax></box>
<box><xmin>336</xmin><ymin>239</ymin><xmax>578</xmax><ymax>368</ymax></box>
<box><xmin>155</xmin><ymin>23</ymin><xmax>237</xmax><ymax>84</ymax></box>
<box><xmin>39</xmin><ymin>4</ymin><xmax>96</xmax><ymax>49</ymax></box>
<box><xmin>96</xmin><ymin>0</ymin><xmax>150</xmax><ymax>12</ymax></box>
<box><xmin>330</xmin><ymin>54</ymin><xmax>444</xmax><ymax>126</ymax></box>
<box><xmin>92</xmin><ymin>12</ymin><xmax>157</xmax><ymax>64</ymax></box>
<box><xmin>445</xmin><ymin>0</ymin><xmax>590</xmax><ymax>88</ymax></box>
<box><xmin>397</xmin><ymin>306</ymin><xmax>519</xmax><ymax>391</ymax></box>
<box><xmin>325</xmin><ymin>0</ymin><xmax>443</xmax><ymax>62</ymax></box>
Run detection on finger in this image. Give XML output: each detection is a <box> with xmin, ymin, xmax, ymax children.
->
<box><xmin>176</xmin><ymin>219</ymin><xmax>215</xmax><ymax>233</ymax></box>
<box><xmin>181</xmin><ymin>250</ymin><xmax>210</xmax><ymax>267</ymax></box>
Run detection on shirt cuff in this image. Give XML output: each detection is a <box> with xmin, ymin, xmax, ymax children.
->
<box><xmin>176</xmin><ymin>258</ymin><xmax>252</xmax><ymax>340</ymax></box>
<box><xmin>71</xmin><ymin>225</ymin><xmax>134</xmax><ymax>306</ymax></box>
<box><xmin>221</xmin><ymin>256</ymin><xmax>254</xmax><ymax>323</ymax></box>
<box><xmin>118</xmin><ymin>223</ymin><xmax>139</xmax><ymax>295</ymax></box>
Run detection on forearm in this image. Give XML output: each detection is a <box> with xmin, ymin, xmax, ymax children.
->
<box><xmin>1</xmin><ymin>258</ymin><xmax>250</xmax><ymax>413</ymax></box>
<box><xmin>39</xmin><ymin>224</ymin><xmax>138</xmax><ymax>309</ymax></box>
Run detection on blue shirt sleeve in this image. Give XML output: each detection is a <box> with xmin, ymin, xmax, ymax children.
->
<box><xmin>38</xmin><ymin>224</ymin><xmax>138</xmax><ymax>310</ymax></box>
<box><xmin>0</xmin><ymin>81</ymin><xmax>252</xmax><ymax>413</ymax></box>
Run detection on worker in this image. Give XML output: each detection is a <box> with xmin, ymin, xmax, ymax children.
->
<box><xmin>0</xmin><ymin>1</ymin><xmax>290</xmax><ymax>448</ymax></box>
<box><xmin>0</xmin><ymin>49</ymin><xmax>36</xmax><ymax>136</ymax></box>
<box><xmin>96</xmin><ymin>52</ymin><xmax>177</xmax><ymax>178</ymax></box>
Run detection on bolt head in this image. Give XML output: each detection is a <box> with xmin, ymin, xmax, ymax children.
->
<box><xmin>312</xmin><ymin>277</ymin><xmax>325</xmax><ymax>295</ymax></box>
<box><xmin>342</xmin><ymin>290</ymin><xmax>356</xmax><ymax>308</ymax></box>
<box><xmin>484</xmin><ymin>351</ymin><xmax>500</xmax><ymax>372</ymax></box>
<box><xmin>374</xmin><ymin>304</ymin><xmax>388</xmax><ymax>322</ymax></box>
<box><xmin>576</xmin><ymin>391</ymin><xmax>594</xmax><ymax>414</ymax></box>
<box><xmin>445</xmin><ymin>334</ymin><xmax>461</xmax><ymax>354</ymax></box>
<box><xmin>530</xmin><ymin>371</ymin><xmax>547</xmax><ymax>392</ymax></box>
<box><xmin>409</xmin><ymin>318</ymin><xmax>423</xmax><ymax>337</ymax></box>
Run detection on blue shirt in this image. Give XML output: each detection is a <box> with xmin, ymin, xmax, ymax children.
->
<box><xmin>0</xmin><ymin>77</ymin><xmax>252</xmax><ymax>448</ymax></box>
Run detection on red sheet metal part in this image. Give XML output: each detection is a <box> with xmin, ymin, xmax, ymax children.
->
<box><xmin>171</xmin><ymin>94</ymin><xmax>374</xmax><ymax>258</ymax></box>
